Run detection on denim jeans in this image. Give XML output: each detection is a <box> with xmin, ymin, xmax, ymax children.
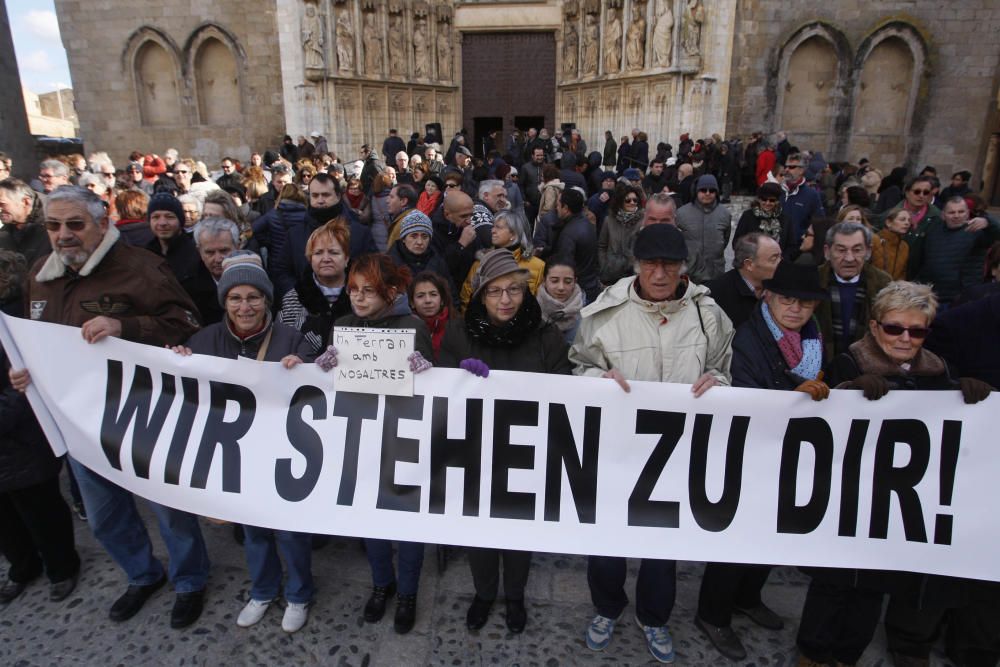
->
<box><xmin>68</xmin><ymin>457</ymin><xmax>209</xmax><ymax>593</ymax></box>
<box><xmin>364</xmin><ymin>539</ymin><xmax>424</xmax><ymax>595</ymax></box>
<box><xmin>588</xmin><ymin>556</ymin><xmax>676</xmax><ymax>627</ymax></box>
<box><xmin>242</xmin><ymin>526</ymin><xmax>314</xmax><ymax>604</ymax></box>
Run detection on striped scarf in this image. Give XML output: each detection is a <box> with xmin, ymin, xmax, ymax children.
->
<box><xmin>761</xmin><ymin>302</ymin><xmax>823</xmax><ymax>380</ymax></box>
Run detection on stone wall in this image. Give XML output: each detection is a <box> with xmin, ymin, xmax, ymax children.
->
<box><xmin>725</xmin><ymin>0</ymin><xmax>1000</xmax><ymax>180</ymax></box>
<box><xmin>53</xmin><ymin>0</ymin><xmax>286</xmax><ymax>168</ymax></box>
<box><xmin>0</xmin><ymin>3</ymin><xmax>36</xmax><ymax>180</ymax></box>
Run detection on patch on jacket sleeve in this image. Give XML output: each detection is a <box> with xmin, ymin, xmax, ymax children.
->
<box><xmin>80</xmin><ymin>294</ymin><xmax>133</xmax><ymax>316</ymax></box>
<box><xmin>30</xmin><ymin>301</ymin><xmax>46</xmax><ymax>320</ymax></box>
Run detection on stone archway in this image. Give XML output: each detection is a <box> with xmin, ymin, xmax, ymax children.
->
<box><xmin>122</xmin><ymin>27</ymin><xmax>184</xmax><ymax>127</ymax></box>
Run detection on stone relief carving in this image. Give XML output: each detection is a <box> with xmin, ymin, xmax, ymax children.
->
<box><xmin>625</xmin><ymin>4</ymin><xmax>646</xmax><ymax>71</ymax></box>
<box><xmin>651</xmin><ymin>0</ymin><xmax>674</xmax><ymax>67</ymax></box>
<box><xmin>563</xmin><ymin>22</ymin><xmax>579</xmax><ymax>78</ymax></box>
<box><xmin>682</xmin><ymin>0</ymin><xmax>704</xmax><ymax>57</ymax></box>
<box><xmin>362</xmin><ymin>11</ymin><xmax>383</xmax><ymax>75</ymax></box>
<box><xmin>302</xmin><ymin>2</ymin><xmax>326</xmax><ymax>71</ymax></box>
<box><xmin>437</xmin><ymin>20</ymin><xmax>453</xmax><ymax>81</ymax></box>
<box><xmin>336</xmin><ymin>12</ymin><xmax>355</xmax><ymax>72</ymax></box>
<box><xmin>581</xmin><ymin>14</ymin><xmax>599</xmax><ymax>76</ymax></box>
<box><xmin>415</xmin><ymin>95</ymin><xmax>427</xmax><ymax>114</ymax></box>
<box><xmin>603</xmin><ymin>8</ymin><xmax>622</xmax><ymax>74</ymax></box>
<box><xmin>413</xmin><ymin>19</ymin><xmax>430</xmax><ymax>78</ymax></box>
<box><xmin>388</xmin><ymin>12</ymin><xmax>408</xmax><ymax>75</ymax></box>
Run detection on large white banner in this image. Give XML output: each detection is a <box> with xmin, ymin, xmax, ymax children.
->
<box><xmin>2</xmin><ymin>312</ymin><xmax>998</xmax><ymax>582</ymax></box>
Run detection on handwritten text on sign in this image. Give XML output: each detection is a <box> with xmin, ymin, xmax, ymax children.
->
<box><xmin>333</xmin><ymin>327</ymin><xmax>415</xmax><ymax>396</ymax></box>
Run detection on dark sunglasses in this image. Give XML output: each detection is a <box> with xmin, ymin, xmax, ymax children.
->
<box><xmin>445</xmin><ymin>182</ymin><xmax>460</xmax><ymax>188</ymax></box>
<box><xmin>761</xmin><ymin>197</ymin><xmax>779</xmax><ymax>203</ymax></box>
<box><xmin>698</xmin><ymin>188</ymin><xmax>718</xmax><ymax>194</ymax></box>
<box><xmin>45</xmin><ymin>219</ymin><xmax>88</xmax><ymax>232</ymax></box>
<box><xmin>878</xmin><ymin>322</ymin><xmax>930</xmax><ymax>339</ymax></box>
<box><xmin>909</xmin><ymin>189</ymin><xmax>932</xmax><ymax>196</ymax></box>
<box><xmin>624</xmin><ymin>197</ymin><xmax>639</xmax><ymax>203</ymax></box>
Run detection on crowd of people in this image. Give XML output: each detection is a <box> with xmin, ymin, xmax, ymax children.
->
<box><xmin>0</xmin><ymin>123</ymin><xmax>998</xmax><ymax>666</ymax></box>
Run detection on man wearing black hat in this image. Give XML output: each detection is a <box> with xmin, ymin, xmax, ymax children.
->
<box><xmin>695</xmin><ymin>260</ymin><xmax>829</xmax><ymax>661</ymax></box>
<box><xmin>570</xmin><ymin>223</ymin><xmax>734</xmax><ymax>664</ymax></box>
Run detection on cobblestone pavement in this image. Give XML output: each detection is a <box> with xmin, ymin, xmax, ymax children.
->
<box><xmin>0</xmin><ymin>486</ymin><xmax>959</xmax><ymax>667</ymax></box>
<box><xmin>0</xmin><ymin>203</ymin><xmax>958</xmax><ymax>666</ymax></box>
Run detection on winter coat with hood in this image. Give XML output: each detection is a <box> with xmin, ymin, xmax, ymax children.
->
<box><xmin>675</xmin><ymin>198</ymin><xmax>732</xmax><ymax>284</ymax></box>
<box><xmin>569</xmin><ymin>275</ymin><xmax>734</xmax><ymax>385</ymax></box>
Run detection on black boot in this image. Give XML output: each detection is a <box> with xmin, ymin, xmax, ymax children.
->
<box><xmin>394</xmin><ymin>594</ymin><xmax>417</xmax><ymax>634</ymax></box>
<box><xmin>363</xmin><ymin>581</ymin><xmax>396</xmax><ymax>622</ymax></box>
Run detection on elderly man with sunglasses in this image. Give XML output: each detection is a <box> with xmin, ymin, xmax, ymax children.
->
<box><xmin>7</xmin><ymin>186</ymin><xmax>209</xmax><ymax>629</ymax></box>
<box><xmin>814</xmin><ymin>221</ymin><xmax>891</xmax><ymax>365</ymax></box>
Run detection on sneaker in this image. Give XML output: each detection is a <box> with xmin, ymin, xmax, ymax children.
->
<box><xmin>394</xmin><ymin>594</ymin><xmax>417</xmax><ymax>634</ymax></box>
<box><xmin>236</xmin><ymin>598</ymin><xmax>272</xmax><ymax>627</ymax></box>
<box><xmin>72</xmin><ymin>501</ymin><xmax>87</xmax><ymax>522</ymax></box>
<box><xmin>695</xmin><ymin>616</ymin><xmax>746</xmax><ymax>661</ymax></box>
<box><xmin>282</xmin><ymin>601</ymin><xmax>310</xmax><ymax>633</ymax></box>
<box><xmin>363</xmin><ymin>581</ymin><xmax>396</xmax><ymax>622</ymax></box>
<box><xmin>585</xmin><ymin>613</ymin><xmax>620</xmax><ymax>651</ymax></box>
<box><xmin>635</xmin><ymin>615</ymin><xmax>675</xmax><ymax>663</ymax></box>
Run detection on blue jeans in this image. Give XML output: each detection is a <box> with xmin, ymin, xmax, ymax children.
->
<box><xmin>242</xmin><ymin>526</ymin><xmax>314</xmax><ymax>604</ymax></box>
<box><xmin>68</xmin><ymin>457</ymin><xmax>209</xmax><ymax>593</ymax></box>
<box><xmin>364</xmin><ymin>539</ymin><xmax>424</xmax><ymax>595</ymax></box>
<box><xmin>588</xmin><ymin>556</ymin><xmax>676</xmax><ymax>627</ymax></box>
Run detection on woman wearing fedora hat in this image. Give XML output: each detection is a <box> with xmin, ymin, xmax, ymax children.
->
<box><xmin>438</xmin><ymin>248</ymin><xmax>572</xmax><ymax>634</ymax></box>
<box><xmin>695</xmin><ymin>260</ymin><xmax>831</xmax><ymax>661</ymax></box>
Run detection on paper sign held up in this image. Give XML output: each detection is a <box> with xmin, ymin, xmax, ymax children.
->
<box><xmin>333</xmin><ymin>327</ymin><xmax>415</xmax><ymax>396</ymax></box>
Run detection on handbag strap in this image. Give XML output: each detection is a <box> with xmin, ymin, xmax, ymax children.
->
<box><xmin>255</xmin><ymin>327</ymin><xmax>274</xmax><ymax>362</ymax></box>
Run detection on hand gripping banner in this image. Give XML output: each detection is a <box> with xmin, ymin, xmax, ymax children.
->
<box><xmin>2</xmin><ymin>312</ymin><xmax>998</xmax><ymax>582</ymax></box>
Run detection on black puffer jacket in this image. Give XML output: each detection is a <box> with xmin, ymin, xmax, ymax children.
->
<box><xmin>0</xmin><ymin>300</ymin><xmax>61</xmax><ymax>493</ymax></box>
<box><xmin>438</xmin><ymin>292</ymin><xmax>571</xmax><ymax>375</ymax></box>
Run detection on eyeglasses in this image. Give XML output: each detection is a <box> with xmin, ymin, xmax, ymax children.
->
<box><xmin>445</xmin><ymin>182</ymin><xmax>460</xmax><ymax>189</ymax></box>
<box><xmin>909</xmin><ymin>189</ymin><xmax>932</xmax><ymax>196</ymax></box>
<box><xmin>348</xmin><ymin>286</ymin><xmax>380</xmax><ymax>298</ymax></box>
<box><xmin>775</xmin><ymin>295</ymin><xmax>820</xmax><ymax>308</ymax></box>
<box><xmin>624</xmin><ymin>197</ymin><xmax>639</xmax><ymax>203</ymax></box>
<box><xmin>698</xmin><ymin>188</ymin><xmax>718</xmax><ymax>194</ymax></box>
<box><xmin>877</xmin><ymin>322</ymin><xmax>930</xmax><ymax>339</ymax></box>
<box><xmin>226</xmin><ymin>294</ymin><xmax>265</xmax><ymax>308</ymax></box>
<box><xmin>761</xmin><ymin>197</ymin><xmax>779</xmax><ymax>203</ymax></box>
<box><xmin>175</xmin><ymin>169</ymin><xmax>191</xmax><ymax>175</ymax></box>
<box><xmin>638</xmin><ymin>259</ymin><xmax>683</xmax><ymax>272</ymax></box>
<box><xmin>45</xmin><ymin>219</ymin><xmax>88</xmax><ymax>232</ymax></box>
<box><xmin>483</xmin><ymin>284</ymin><xmax>524</xmax><ymax>299</ymax></box>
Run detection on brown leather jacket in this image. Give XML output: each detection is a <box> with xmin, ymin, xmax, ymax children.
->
<box><xmin>27</xmin><ymin>225</ymin><xmax>200</xmax><ymax>345</ymax></box>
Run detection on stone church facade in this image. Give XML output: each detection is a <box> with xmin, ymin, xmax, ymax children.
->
<box><xmin>53</xmin><ymin>0</ymin><xmax>1000</xmax><ymax>198</ymax></box>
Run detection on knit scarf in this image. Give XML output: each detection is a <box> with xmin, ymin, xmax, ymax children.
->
<box><xmin>615</xmin><ymin>208</ymin><xmax>644</xmax><ymax>227</ymax></box>
<box><xmin>535</xmin><ymin>281</ymin><xmax>583</xmax><ymax>334</ymax></box>
<box><xmin>750</xmin><ymin>204</ymin><xmax>784</xmax><ymax>242</ymax></box>
<box><xmin>903</xmin><ymin>201</ymin><xmax>928</xmax><ymax>227</ymax></box>
<box><xmin>760</xmin><ymin>302</ymin><xmax>823</xmax><ymax>380</ymax></box>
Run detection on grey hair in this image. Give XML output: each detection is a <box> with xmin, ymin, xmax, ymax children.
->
<box><xmin>493</xmin><ymin>209</ymin><xmax>535</xmax><ymax>257</ymax></box>
<box><xmin>0</xmin><ymin>177</ymin><xmax>36</xmax><ymax>202</ymax></box>
<box><xmin>165</xmin><ymin>148</ymin><xmax>179</xmax><ymax>160</ymax></box>
<box><xmin>178</xmin><ymin>193</ymin><xmax>202</xmax><ymax>214</ymax></box>
<box><xmin>478</xmin><ymin>179</ymin><xmax>505</xmax><ymax>198</ymax></box>
<box><xmin>193</xmin><ymin>216</ymin><xmax>240</xmax><ymax>247</ymax></box>
<box><xmin>77</xmin><ymin>172</ymin><xmax>107</xmax><ymax>195</ymax></box>
<box><xmin>825</xmin><ymin>221</ymin><xmax>872</xmax><ymax>249</ymax></box>
<box><xmin>44</xmin><ymin>186</ymin><xmax>106</xmax><ymax>223</ymax></box>
<box><xmin>88</xmin><ymin>152</ymin><xmax>113</xmax><ymax>173</ymax></box>
<box><xmin>733</xmin><ymin>231</ymin><xmax>769</xmax><ymax>270</ymax></box>
<box><xmin>872</xmin><ymin>281</ymin><xmax>938</xmax><ymax>323</ymax></box>
<box><xmin>646</xmin><ymin>193</ymin><xmax>677</xmax><ymax>211</ymax></box>
<box><xmin>39</xmin><ymin>159</ymin><xmax>69</xmax><ymax>177</ymax></box>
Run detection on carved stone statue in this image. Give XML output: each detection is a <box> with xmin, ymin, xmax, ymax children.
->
<box><xmin>362</xmin><ymin>12</ymin><xmax>383</xmax><ymax>75</ymax></box>
<box><xmin>581</xmin><ymin>14</ymin><xmax>599</xmax><ymax>75</ymax></box>
<box><xmin>682</xmin><ymin>0</ymin><xmax>704</xmax><ymax>57</ymax></box>
<box><xmin>336</xmin><ymin>13</ymin><xmax>355</xmax><ymax>72</ymax></box>
<box><xmin>437</xmin><ymin>21</ymin><xmax>453</xmax><ymax>80</ymax></box>
<box><xmin>388</xmin><ymin>13</ymin><xmax>407</xmax><ymax>75</ymax></box>
<box><xmin>302</xmin><ymin>4</ymin><xmax>325</xmax><ymax>70</ymax></box>
<box><xmin>413</xmin><ymin>19</ymin><xmax>430</xmax><ymax>78</ymax></box>
<box><xmin>563</xmin><ymin>22</ymin><xmax>579</xmax><ymax>78</ymax></box>
<box><xmin>625</xmin><ymin>8</ymin><xmax>646</xmax><ymax>71</ymax></box>
<box><xmin>651</xmin><ymin>1</ymin><xmax>674</xmax><ymax>67</ymax></box>
<box><xmin>604</xmin><ymin>8</ymin><xmax>622</xmax><ymax>73</ymax></box>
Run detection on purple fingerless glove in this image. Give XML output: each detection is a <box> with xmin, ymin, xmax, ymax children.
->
<box><xmin>459</xmin><ymin>358</ymin><xmax>490</xmax><ymax>378</ymax></box>
<box><xmin>408</xmin><ymin>351</ymin><xmax>433</xmax><ymax>374</ymax></box>
<box><xmin>316</xmin><ymin>345</ymin><xmax>338</xmax><ymax>372</ymax></box>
